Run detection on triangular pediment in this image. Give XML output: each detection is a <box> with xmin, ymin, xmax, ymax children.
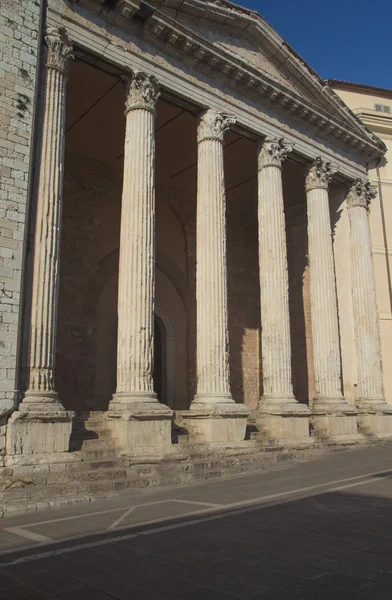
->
<box><xmin>112</xmin><ymin>0</ymin><xmax>384</xmax><ymax>154</ymax></box>
<box><xmin>174</xmin><ymin>13</ymin><xmax>301</xmax><ymax>95</ymax></box>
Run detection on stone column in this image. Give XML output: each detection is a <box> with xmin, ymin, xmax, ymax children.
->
<box><xmin>347</xmin><ymin>179</ymin><xmax>392</xmax><ymax>435</ymax></box>
<box><xmin>107</xmin><ymin>71</ymin><xmax>172</xmax><ymax>457</ymax></box>
<box><xmin>185</xmin><ymin>109</ymin><xmax>248</xmax><ymax>443</ymax></box>
<box><xmin>306</xmin><ymin>158</ymin><xmax>357</xmax><ymax>438</ymax></box>
<box><xmin>6</xmin><ymin>27</ymin><xmax>74</xmax><ymax>458</ymax></box>
<box><xmin>256</xmin><ymin>139</ymin><xmax>309</xmax><ymax>443</ymax></box>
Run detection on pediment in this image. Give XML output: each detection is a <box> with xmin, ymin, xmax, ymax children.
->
<box><xmin>174</xmin><ymin>14</ymin><xmax>300</xmax><ymax>95</ymax></box>
<box><xmin>88</xmin><ymin>0</ymin><xmax>385</xmax><ymax>156</ymax></box>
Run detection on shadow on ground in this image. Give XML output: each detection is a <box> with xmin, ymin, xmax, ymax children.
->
<box><xmin>1</xmin><ymin>477</ymin><xmax>392</xmax><ymax>599</ymax></box>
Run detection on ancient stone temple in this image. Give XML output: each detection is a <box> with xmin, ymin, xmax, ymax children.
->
<box><xmin>1</xmin><ymin>0</ymin><xmax>391</xmax><ymax>512</ymax></box>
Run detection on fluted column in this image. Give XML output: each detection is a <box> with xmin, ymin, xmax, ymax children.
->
<box><xmin>110</xmin><ymin>71</ymin><xmax>162</xmax><ymax>409</ymax></box>
<box><xmin>23</xmin><ymin>28</ymin><xmax>72</xmax><ymax>411</ymax></box>
<box><xmin>192</xmin><ymin>109</ymin><xmax>236</xmax><ymax>408</ymax></box>
<box><xmin>258</xmin><ymin>138</ymin><xmax>299</xmax><ymax>408</ymax></box>
<box><xmin>347</xmin><ymin>180</ymin><xmax>386</xmax><ymax>408</ymax></box>
<box><xmin>306</xmin><ymin>158</ymin><xmax>347</xmax><ymax>409</ymax></box>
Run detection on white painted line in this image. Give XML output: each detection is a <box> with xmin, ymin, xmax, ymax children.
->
<box><xmin>3</xmin><ymin>467</ymin><xmax>389</xmax><ymax>533</ymax></box>
<box><xmin>108</xmin><ymin>507</ymin><xmax>136</xmax><ymax>530</ymax></box>
<box><xmin>4</xmin><ymin>527</ymin><xmax>53</xmax><ymax>543</ymax></box>
<box><xmin>0</xmin><ymin>468</ymin><xmax>390</xmax><ymax>566</ymax></box>
<box><xmin>107</xmin><ymin>498</ymin><xmax>222</xmax><ymax>530</ymax></box>
<box><xmin>171</xmin><ymin>499</ymin><xmax>224</xmax><ymax>508</ymax></box>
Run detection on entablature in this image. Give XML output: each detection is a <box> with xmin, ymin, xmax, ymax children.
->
<box><xmin>53</xmin><ymin>0</ymin><xmax>377</xmax><ymax>181</ymax></box>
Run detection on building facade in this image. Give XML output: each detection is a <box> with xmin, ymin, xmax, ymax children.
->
<box><xmin>329</xmin><ymin>80</ymin><xmax>392</xmax><ymax>407</ymax></box>
<box><xmin>1</xmin><ymin>0</ymin><xmax>391</xmax><ymax>494</ymax></box>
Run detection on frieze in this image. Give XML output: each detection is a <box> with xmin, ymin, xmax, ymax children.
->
<box><xmin>75</xmin><ymin>1</ymin><xmax>383</xmax><ymax>158</ymax></box>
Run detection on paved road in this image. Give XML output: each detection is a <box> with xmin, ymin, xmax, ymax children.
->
<box><xmin>0</xmin><ymin>442</ymin><xmax>392</xmax><ymax>599</ymax></box>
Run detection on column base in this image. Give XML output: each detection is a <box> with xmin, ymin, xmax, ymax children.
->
<box><xmin>106</xmin><ymin>392</ymin><xmax>173</xmax><ymax>458</ymax></box>
<box><xmin>311</xmin><ymin>398</ymin><xmax>359</xmax><ymax>440</ymax></box>
<box><xmin>356</xmin><ymin>402</ymin><xmax>392</xmax><ymax>438</ymax></box>
<box><xmin>256</xmin><ymin>397</ymin><xmax>310</xmax><ymax>444</ymax></box>
<box><xmin>6</xmin><ymin>406</ymin><xmax>74</xmax><ymax>457</ymax></box>
<box><xmin>182</xmin><ymin>397</ymin><xmax>249</xmax><ymax>443</ymax></box>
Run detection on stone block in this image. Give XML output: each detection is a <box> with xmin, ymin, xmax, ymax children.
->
<box><xmin>356</xmin><ymin>410</ymin><xmax>392</xmax><ymax>438</ymax></box>
<box><xmin>311</xmin><ymin>411</ymin><xmax>359</xmax><ymax>440</ymax></box>
<box><xmin>6</xmin><ymin>410</ymin><xmax>74</xmax><ymax>456</ymax></box>
<box><xmin>179</xmin><ymin>405</ymin><xmax>249</xmax><ymax>444</ymax></box>
<box><xmin>106</xmin><ymin>405</ymin><xmax>173</xmax><ymax>458</ymax></box>
<box><xmin>256</xmin><ymin>411</ymin><xmax>310</xmax><ymax>444</ymax></box>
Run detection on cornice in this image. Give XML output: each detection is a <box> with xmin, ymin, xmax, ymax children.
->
<box><xmin>70</xmin><ymin>0</ymin><xmax>385</xmax><ymax>158</ymax></box>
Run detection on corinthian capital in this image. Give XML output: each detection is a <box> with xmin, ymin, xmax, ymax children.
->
<box><xmin>258</xmin><ymin>138</ymin><xmax>293</xmax><ymax>170</ymax></box>
<box><xmin>305</xmin><ymin>157</ymin><xmax>337</xmax><ymax>192</ymax></box>
<box><xmin>124</xmin><ymin>71</ymin><xmax>160</xmax><ymax>114</ymax></box>
<box><xmin>347</xmin><ymin>178</ymin><xmax>377</xmax><ymax>210</ymax></box>
<box><xmin>45</xmin><ymin>27</ymin><xmax>73</xmax><ymax>74</ymax></box>
<box><xmin>197</xmin><ymin>109</ymin><xmax>236</xmax><ymax>143</ymax></box>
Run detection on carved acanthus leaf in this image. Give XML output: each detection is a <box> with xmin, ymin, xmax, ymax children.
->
<box><xmin>258</xmin><ymin>138</ymin><xmax>293</xmax><ymax>170</ymax></box>
<box><xmin>124</xmin><ymin>71</ymin><xmax>160</xmax><ymax>113</ymax></box>
<box><xmin>197</xmin><ymin>109</ymin><xmax>236</xmax><ymax>143</ymax></box>
<box><xmin>305</xmin><ymin>157</ymin><xmax>337</xmax><ymax>192</ymax></box>
<box><xmin>347</xmin><ymin>179</ymin><xmax>377</xmax><ymax>210</ymax></box>
<box><xmin>45</xmin><ymin>27</ymin><xmax>73</xmax><ymax>74</ymax></box>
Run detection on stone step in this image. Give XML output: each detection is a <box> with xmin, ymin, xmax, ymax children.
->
<box><xmin>1</xmin><ymin>467</ymin><xmax>129</xmax><ymax>489</ymax></box>
<box><xmin>72</xmin><ymin>421</ymin><xmax>110</xmax><ymax>433</ymax></box>
<box><xmin>69</xmin><ymin>438</ymin><xmax>117</xmax><ymax>451</ymax></box>
<box><xmin>78</xmin><ymin>447</ymin><xmax>120</xmax><ymax>460</ymax></box>
<box><xmin>0</xmin><ymin>475</ymin><xmax>149</xmax><ymax>502</ymax></box>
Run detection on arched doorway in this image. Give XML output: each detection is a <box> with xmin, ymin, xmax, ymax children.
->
<box><xmin>153</xmin><ymin>306</ymin><xmax>176</xmax><ymax>408</ymax></box>
<box><xmin>94</xmin><ymin>279</ymin><xmax>177</xmax><ymax>409</ymax></box>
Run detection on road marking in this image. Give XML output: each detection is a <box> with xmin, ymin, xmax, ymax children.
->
<box><xmin>171</xmin><ymin>499</ymin><xmax>223</xmax><ymax>508</ymax></box>
<box><xmin>107</xmin><ymin>499</ymin><xmax>224</xmax><ymax>530</ymax></box>
<box><xmin>108</xmin><ymin>507</ymin><xmax>137</xmax><ymax>530</ymax></box>
<box><xmin>0</xmin><ymin>468</ymin><xmax>390</xmax><ymax>566</ymax></box>
<box><xmin>4</xmin><ymin>527</ymin><xmax>53</xmax><ymax>543</ymax></box>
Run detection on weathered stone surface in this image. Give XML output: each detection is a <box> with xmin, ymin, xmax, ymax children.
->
<box><xmin>106</xmin><ymin>71</ymin><xmax>172</xmax><ymax>456</ymax></box>
<box><xmin>347</xmin><ymin>180</ymin><xmax>392</xmax><ymax>435</ymax></box>
<box><xmin>0</xmin><ymin>0</ymin><xmax>40</xmax><ymax>413</ymax></box>
<box><xmin>190</xmin><ymin>109</ymin><xmax>248</xmax><ymax>441</ymax></box>
<box><xmin>306</xmin><ymin>158</ymin><xmax>358</xmax><ymax>438</ymax></box>
<box><xmin>256</xmin><ymin>138</ymin><xmax>309</xmax><ymax>441</ymax></box>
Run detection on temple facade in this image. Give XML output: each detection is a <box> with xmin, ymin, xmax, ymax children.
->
<box><xmin>1</xmin><ymin>0</ymin><xmax>391</xmax><ymax>508</ymax></box>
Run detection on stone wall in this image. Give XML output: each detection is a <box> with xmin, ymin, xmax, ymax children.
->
<box><xmin>0</xmin><ymin>0</ymin><xmax>40</xmax><ymax>430</ymax></box>
<box><xmin>56</xmin><ymin>152</ymin><xmax>122</xmax><ymax>411</ymax></box>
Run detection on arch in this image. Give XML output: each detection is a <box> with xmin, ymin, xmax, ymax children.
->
<box><xmin>92</xmin><ymin>260</ymin><xmax>189</xmax><ymax>410</ymax></box>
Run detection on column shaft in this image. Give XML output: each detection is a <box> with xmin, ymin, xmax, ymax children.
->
<box><xmin>116</xmin><ymin>109</ymin><xmax>155</xmax><ymax>397</ymax></box>
<box><xmin>258</xmin><ymin>139</ymin><xmax>295</xmax><ymax>404</ymax></box>
<box><xmin>306</xmin><ymin>158</ymin><xmax>345</xmax><ymax>406</ymax></box>
<box><xmin>348</xmin><ymin>180</ymin><xmax>385</xmax><ymax>405</ymax></box>
<box><xmin>193</xmin><ymin>110</ymin><xmax>234</xmax><ymax>404</ymax></box>
<box><xmin>24</xmin><ymin>28</ymin><xmax>72</xmax><ymax>409</ymax></box>
<box><xmin>111</xmin><ymin>72</ymin><xmax>161</xmax><ymax>406</ymax></box>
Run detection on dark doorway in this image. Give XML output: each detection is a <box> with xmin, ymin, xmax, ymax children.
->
<box><xmin>153</xmin><ymin>315</ymin><xmax>167</xmax><ymax>405</ymax></box>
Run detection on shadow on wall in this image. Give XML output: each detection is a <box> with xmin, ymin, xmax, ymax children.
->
<box><xmin>284</xmin><ymin>161</ymin><xmax>311</xmax><ymax>406</ymax></box>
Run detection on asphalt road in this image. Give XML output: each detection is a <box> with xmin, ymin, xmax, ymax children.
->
<box><xmin>0</xmin><ymin>441</ymin><xmax>392</xmax><ymax>599</ymax></box>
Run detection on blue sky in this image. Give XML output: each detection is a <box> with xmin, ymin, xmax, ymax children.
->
<box><xmin>237</xmin><ymin>0</ymin><xmax>392</xmax><ymax>89</ymax></box>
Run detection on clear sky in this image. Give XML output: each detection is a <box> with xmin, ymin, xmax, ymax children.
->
<box><xmin>236</xmin><ymin>0</ymin><xmax>392</xmax><ymax>90</ymax></box>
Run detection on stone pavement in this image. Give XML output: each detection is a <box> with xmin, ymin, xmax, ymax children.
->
<box><xmin>0</xmin><ymin>442</ymin><xmax>392</xmax><ymax>598</ymax></box>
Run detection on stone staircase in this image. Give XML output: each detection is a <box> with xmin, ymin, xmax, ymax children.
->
<box><xmin>0</xmin><ymin>412</ymin><xmax>366</xmax><ymax>518</ymax></box>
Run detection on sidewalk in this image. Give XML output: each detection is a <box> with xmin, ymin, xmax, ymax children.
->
<box><xmin>0</xmin><ymin>442</ymin><xmax>392</xmax><ymax>598</ymax></box>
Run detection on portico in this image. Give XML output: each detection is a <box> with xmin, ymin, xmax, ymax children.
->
<box><xmin>4</xmin><ymin>0</ymin><xmax>392</xmax><ymax>468</ymax></box>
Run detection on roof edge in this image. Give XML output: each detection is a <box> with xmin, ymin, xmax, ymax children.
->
<box><xmin>328</xmin><ymin>79</ymin><xmax>392</xmax><ymax>98</ymax></box>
